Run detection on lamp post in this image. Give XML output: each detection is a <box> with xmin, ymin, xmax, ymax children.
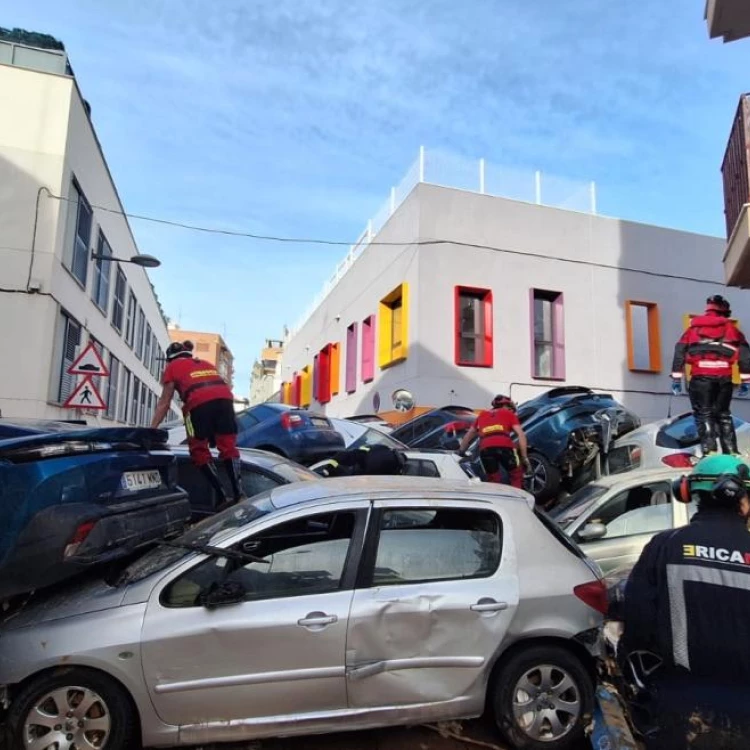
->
<box><xmin>90</xmin><ymin>253</ymin><xmax>161</xmax><ymax>268</ymax></box>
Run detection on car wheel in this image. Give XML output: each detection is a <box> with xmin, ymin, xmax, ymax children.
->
<box><xmin>525</xmin><ymin>452</ymin><xmax>561</xmax><ymax>501</ymax></box>
<box><xmin>8</xmin><ymin>667</ymin><xmax>137</xmax><ymax>750</ymax></box>
<box><xmin>492</xmin><ymin>645</ymin><xmax>593</xmax><ymax>750</ymax></box>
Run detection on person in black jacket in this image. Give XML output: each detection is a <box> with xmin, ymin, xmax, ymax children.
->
<box><xmin>622</xmin><ymin>453</ymin><xmax>750</xmax><ymax>749</ymax></box>
<box><xmin>313</xmin><ymin>444</ymin><xmax>407</xmax><ymax>478</ymax></box>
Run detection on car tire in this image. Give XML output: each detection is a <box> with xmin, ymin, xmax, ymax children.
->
<box><xmin>8</xmin><ymin>667</ymin><xmax>138</xmax><ymax>750</ymax></box>
<box><xmin>525</xmin><ymin>452</ymin><xmax>561</xmax><ymax>502</ymax></box>
<box><xmin>491</xmin><ymin>645</ymin><xmax>594</xmax><ymax>750</ymax></box>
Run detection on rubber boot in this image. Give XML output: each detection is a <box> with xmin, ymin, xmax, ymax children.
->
<box><xmin>695</xmin><ymin>410</ymin><xmax>719</xmax><ymax>455</ymax></box>
<box><xmin>719</xmin><ymin>414</ymin><xmax>740</xmax><ymax>455</ymax></box>
<box><xmin>200</xmin><ymin>462</ymin><xmax>228</xmax><ymax>510</ymax></box>
<box><xmin>223</xmin><ymin>458</ymin><xmax>246</xmax><ymax>503</ymax></box>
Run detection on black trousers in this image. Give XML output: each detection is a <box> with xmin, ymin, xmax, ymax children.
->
<box><xmin>688</xmin><ymin>376</ymin><xmax>737</xmax><ymax>454</ymax></box>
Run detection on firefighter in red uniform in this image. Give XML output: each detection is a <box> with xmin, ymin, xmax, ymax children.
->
<box><xmin>457</xmin><ymin>395</ymin><xmax>530</xmax><ymax>489</ymax></box>
<box><xmin>671</xmin><ymin>295</ymin><xmax>750</xmax><ymax>457</ymax></box>
<box><xmin>151</xmin><ymin>340</ymin><xmax>244</xmax><ymax>507</ymax></box>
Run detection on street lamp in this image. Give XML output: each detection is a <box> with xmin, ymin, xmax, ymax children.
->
<box><xmin>90</xmin><ymin>253</ymin><xmax>161</xmax><ymax>268</ymax></box>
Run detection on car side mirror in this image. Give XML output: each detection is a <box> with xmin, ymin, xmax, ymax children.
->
<box><xmin>578</xmin><ymin>522</ymin><xmax>607</xmax><ymax>541</ymax></box>
<box><xmin>198</xmin><ymin>580</ymin><xmax>246</xmax><ymax>610</ymax></box>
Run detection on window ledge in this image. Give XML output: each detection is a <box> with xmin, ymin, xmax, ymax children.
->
<box><xmin>628</xmin><ymin>368</ymin><xmax>661</xmax><ymax>375</ymax></box>
<box><xmin>531</xmin><ymin>375</ymin><xmax>566</xmax><ymax>382</ymax></box>
<box><xmin>457</xmin><ymin>361</ymin><xmax>493</xmax><ymax>369</ymax></box>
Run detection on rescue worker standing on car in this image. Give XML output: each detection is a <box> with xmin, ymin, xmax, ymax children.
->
<box><xmin>151</xmin><ymin>340</ymin><xmax>244</xmax><ymax>507</ymax></box>
<box><xmin>457</xmin><ymin>395</ymin><xmax>529</xmax><ymax>489</ymax></box>
<box><xmin>622</xmin><ymin>454</ymin><xmax>750</xmax><ymax>749</ymax></box>
<box><xmin>671</xmin><ymin>295</ymin><xmax>750</xmax><ymax>456</ymax></box>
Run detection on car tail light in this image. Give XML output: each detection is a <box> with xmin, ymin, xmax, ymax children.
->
<box><xmin>281</xmin><ymin>412</ymin><xmax>305</xmax><ymax>430</ymax></box>
<box><xmin>64</xmin><ymin>520</ymin><xmax>97</xmax><ymax>558</ymax></box>
<box><xmin>661</xmin><ymin>453</ymin><xmax>698</xmax><ymax>469</ymax></box>
<box><xmin>573</xmin><ymin>580</ymin><xmax>608</xmax><ymax>615</ymax></box>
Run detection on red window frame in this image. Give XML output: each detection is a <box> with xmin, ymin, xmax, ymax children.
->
<box><xmin>454</xmin><ymin>286</ymin><xmax>494</xmax><ymax>367</ymax></box>
<box><xmin>317</xmin><ymin>344</ymin><xmax>332</xmax><ymax>404</ymax></box>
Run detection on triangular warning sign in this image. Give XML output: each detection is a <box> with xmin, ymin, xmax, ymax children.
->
<box><xmin>68</xmin><ymin>342</ymin><xmax>109</xmax><ymax>376</ymax></box>
<box><xmin>63</xmin><ymin>376</ymin><xmax>107</xmax><ymax>410</ymax></box>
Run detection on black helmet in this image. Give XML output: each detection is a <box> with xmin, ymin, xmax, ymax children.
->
<box><xmin>706</xmin><ymin>294</ymin><xmax>731</xmax><ymax>317</ymax></box>
<box><xmin>492</xmin><ymin>394</ymin><xmax>514</xmax><ymax>409</ymax></box>
<box><xmin>166</xmin><ymin>340</ymin><xmax>194</xmax><ymax>361</ymax></box>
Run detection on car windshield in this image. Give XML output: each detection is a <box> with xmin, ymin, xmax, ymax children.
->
<box><xmin>548</xmin><ymin>483</ymin><xmax>609</xmax><ymax>529</ymax></box>
<box><xmin>116</xmin><ymin>495</ymin><xmax>275</xmax><ymax>584</ymax></box>
<box><xmin>349</xmin><ymin>426</ymin><xmax>407</xmax><ymax>451</ymax></box>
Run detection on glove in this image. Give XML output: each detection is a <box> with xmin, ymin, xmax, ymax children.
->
<box><xmin>671</xmin><ymin>378</ymin><xmax>682</xmax><ymax>396</ymax></box>
<box><xmin>739</xmin><ymin>383</ymin><xmax>750</xmax><ymax>397</ymax></box>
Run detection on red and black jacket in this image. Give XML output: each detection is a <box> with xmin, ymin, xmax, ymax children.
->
<box><xmin>671</xmin><ymin>314</ymin><xmax>750</xmax><ymax>381</ymax></box>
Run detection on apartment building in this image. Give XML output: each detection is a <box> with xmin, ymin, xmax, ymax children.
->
<box><xmin>0</xmin><ymin>36</ymin><xmax>176</xmax><ymax>423</ymax></box>
<box><xmin>168</xmin><ymin>326</ymin><xmax>235</xmax><ymax>390</ymax></box>
<box><xmin>249</xmin><ymin>339</ymin><xmax>284</xmax><ymax>405</ymax></box>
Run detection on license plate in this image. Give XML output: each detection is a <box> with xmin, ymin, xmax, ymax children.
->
<box><xmin>311</xmin><ymin>418</ymin><xmax>329</xmax><ymax>428</ymax></box>
<box><xmin>120</xmin><ymin>470</ymin><xmax>162</xmax><ymax>492</ymax></box>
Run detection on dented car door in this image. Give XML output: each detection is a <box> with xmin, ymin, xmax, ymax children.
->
<box><xmin>345</xmin><ymin>500</ymin><xmax>519</xmax><ymax>709</ymax></box>
<box><xmin>140</xmin><ymin>502</ymin><xmax>368</xmax><ymax>727</ymax></box>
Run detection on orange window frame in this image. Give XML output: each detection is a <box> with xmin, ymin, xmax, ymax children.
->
<box><xmin>625</xmin><ymin>301</ymin><xmax>662</xmax><ymax>373</ymax></box>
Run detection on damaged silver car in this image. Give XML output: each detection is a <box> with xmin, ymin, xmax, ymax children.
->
<box><xmin>0</xmin><ymin>476</ymin><xmax>606</xmax><ymax>750</ymax></box>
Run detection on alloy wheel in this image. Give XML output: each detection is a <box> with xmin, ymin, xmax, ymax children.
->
<box><xmin>23</xmin><ymin>685</ymin><xmax>111</xmax><ymax>750</ymax></box>
<box><xmin>526</xmin><ymin>457</ymin><xmax>548</xmax><ymax>496</ymax></box>
<box><xmin>511</xmin><ymin>663</ymin><xmax>581</xmax><ymax>742</ymax></box>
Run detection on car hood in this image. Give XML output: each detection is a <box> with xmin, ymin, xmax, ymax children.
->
<box><xmin>0</xmin><ymin>427</ymin><xmax>170</xmax><ymax>456</ymax></box>
<box><xmin>1</xmin><ymin>576</ymin><xmax>127</xmax><ymax>631</ymax></box>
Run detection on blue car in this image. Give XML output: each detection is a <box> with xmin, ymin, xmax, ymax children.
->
<box><xmin>0</xmin><ymin>427</ymin><xmax>190</xmax><ymax>601</ymax></box>
<box><xmin>167</xmin><ymin>403</ymin><xmax>345</xmax><ymax>466</ymax></box>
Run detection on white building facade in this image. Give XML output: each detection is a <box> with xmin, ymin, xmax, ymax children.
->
<box><xmin>280</xmin><ymin>161</ymin><xmax>750</xmax><ymax>425</ymax></box>
<box><xmin>0</xmin><ymin>42</ymin><xmax>175</xmax><ymax>424</ymax></box>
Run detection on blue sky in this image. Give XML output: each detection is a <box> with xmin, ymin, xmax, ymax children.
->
<box><xmin>8</xmin><ymin>0</ymin><xmax>750</xmax><ymax>390</ymax></box>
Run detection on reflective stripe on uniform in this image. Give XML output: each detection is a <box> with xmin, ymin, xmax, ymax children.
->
<box><xmin>185</xmin><ymin>414</ymin><xmax>195</xmax><ymax>438</ymax></box>
<box><xmin>696</xmin><ymin>360</ymin><xmax>731</xmax><ymax>369</ymax></box>
<box><xmin>667</xmin><ymin>563</ymin><xmax>750</xmax><ymax>670</ymax></box>
<box><xmin>480</xmin><ymin>425</ymin><xmax>507</xmax><ymax>435</ymax></box>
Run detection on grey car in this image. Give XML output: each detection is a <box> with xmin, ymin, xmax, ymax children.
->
<box><xmin>550</xmin><ymin>468</ymin><xmax>689</xmax><ymax>577</ymax></box>
<box><xmin>0</xmin><ymin>477</ymin><xmax>605</xmax><ymax>750</ymax></box>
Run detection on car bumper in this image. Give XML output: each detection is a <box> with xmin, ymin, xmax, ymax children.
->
<box><xmin>0</xmin><ymin>489</ymin><xmax>190</xmax><ymax>599</ymax></box>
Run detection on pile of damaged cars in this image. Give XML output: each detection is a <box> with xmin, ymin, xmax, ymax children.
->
<box><xmin>0</xmin><ymin>388</ymin><xmax>713</xmax><ymax>750</ymax></box>
<box><xmin>0</xmin><ymin>412</ymin><xmax>615</xmax><ymax>750</ymax></box>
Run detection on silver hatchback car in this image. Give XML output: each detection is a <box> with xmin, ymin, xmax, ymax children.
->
<box><xmin>0</xmin><ymin>477</ymin><xmax>605</xmax><ymax>750</ymax></box>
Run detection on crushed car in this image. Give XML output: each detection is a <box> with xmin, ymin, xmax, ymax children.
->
<box><xmin>0</xmin><ymin>426</ymin><xmax>190</xmax><ymax>602</ymax></box>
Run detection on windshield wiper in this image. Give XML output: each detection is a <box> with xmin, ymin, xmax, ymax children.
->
<box><xmin>159</xmin><ymin>539</ymin><xmax>270</xmax><ymax>565</ymax></box>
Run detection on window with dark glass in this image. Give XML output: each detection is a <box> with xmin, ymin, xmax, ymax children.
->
<box><xmin>455</xmin><ymin>287</ymin><xmax>493</xmax><ymax>367</ymax></box>
<box><xmin>532</xmin><ymin>289</ymin><xmax>565</xmax><ymax>380</ymax></box>
<box><xmin>91</xmin><ymin>230</ymin><xmax>112</xmax><ymax>313</ymax></box>
<box><xmin>111</xmin><ymin>267</ymin><xmax>127</xmax><ymax>333</ymax></box>
<box><xmin>63</xmin><ymin>180</ymin><xmax>92</xmax><ymax>287</ymax></box>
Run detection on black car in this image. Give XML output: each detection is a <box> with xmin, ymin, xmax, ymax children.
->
<box><xmin>167</xmin><ymin>403</ymin><xmax>345</xmax><ymax>466</ymax></box>
<box><xmin>0</xmin><ymin>427</ymin><xmax>190</xmax><ymax>601</ymax></box>
<box><xmin>390</xmin><ymin>405</ymin><xmax>477</xmax><ymax>450</ymax></box>
<box><xmin>171</xmin><ymin>446</ymin><xmax>319</xmax><ymax>518</ymax></box>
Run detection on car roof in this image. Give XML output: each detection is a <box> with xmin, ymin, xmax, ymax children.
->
<box><xmin>266</xmin><ymin>474</ymin><xmax>533</xmax><ymax>510</ymax></box>
<box><xmin>585</xmin><ymin>467</ymin><xmax>682</xmax><ymax>489</ymax></box>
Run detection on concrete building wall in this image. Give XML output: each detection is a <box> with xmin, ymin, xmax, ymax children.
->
<box><xmin>0</xmin><ymin>59</ymin><xmax>171</xmax><ymax>423</ymax></box>
<box><xmin>282</xmin><ymin>183</ymin><xmax>750</xmax><ymax>424</ymax></box>
<box><xmin>168</xmin><ymin>328</ymin><xmax>235</xmax><ymax>390</ymax></box>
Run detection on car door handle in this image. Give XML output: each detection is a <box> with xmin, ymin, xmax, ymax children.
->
<box><xmin>470</xmin><ymin>599</ymin><xmax>508</xmax><ymax>613</ymax></box>
<box><xmin>297</xmin><ymin>612</ymin><xmax>338</xmax><ymax>628</ymax></box>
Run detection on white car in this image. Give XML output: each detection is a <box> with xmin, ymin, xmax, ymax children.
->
<box><xmin>605</xmin><ymin>411</ymin><xmax>750</xmax><ymax>475</ymax></box>
<box><xmin>321</xmin><ymin>418</ymin><xmax>482</xmax><ymax>482</ymax></box>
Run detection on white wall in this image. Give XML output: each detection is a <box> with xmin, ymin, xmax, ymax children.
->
<box><xmin>0</xmin><ymin>61</ymin><xmax>171</xmax><ymax>423</ymax></box>
<box><xmin>283</xmin><ymin>183</ymin><xmax>750</xmax><ymax>424</ymax></box>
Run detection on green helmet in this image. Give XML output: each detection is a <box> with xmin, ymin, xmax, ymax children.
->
<box><xmin>689</xmin><ymin>454</ymin><xmax>750</xmax><ymax>492</ymax></box>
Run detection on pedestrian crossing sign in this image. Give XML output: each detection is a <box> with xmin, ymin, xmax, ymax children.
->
<box><xmin>63</xmin><ymin>376</ymin><xmax>107</xmax><ymax>410</ymax></box>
